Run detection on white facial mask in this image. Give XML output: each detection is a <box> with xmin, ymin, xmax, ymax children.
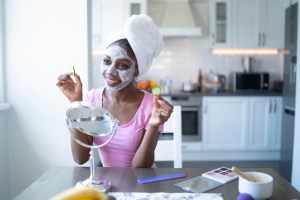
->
<box><xmin>101</xmin><ymin>46</ymin><xmax>136</xmax><ymax>92</ymax></box>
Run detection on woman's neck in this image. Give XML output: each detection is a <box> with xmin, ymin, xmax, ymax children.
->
<box><xmin>103</xmin><ymin>84</ymin><xmax>141</xmax><ymax>104</ymax></box>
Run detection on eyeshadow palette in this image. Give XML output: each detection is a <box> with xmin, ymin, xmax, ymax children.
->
<box><xmin>202</xmin><ymin>167</ymin><xmax>238</xmax><ymax>184</ymax></box>
<box><xmin>175</xmin><ymin>167</ymin><xmax>239</xmax><ymax>193</ymax></box>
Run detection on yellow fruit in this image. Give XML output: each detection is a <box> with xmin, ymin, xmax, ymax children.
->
<box><xmin>149</xmin><ymin>80</ymin><xmax>157</xmax><ymax>88</ymax></box>
<box><xmin>50</xmin><ymin>187</ymin><xmax>107</xmax><ymax>200</ymax></box>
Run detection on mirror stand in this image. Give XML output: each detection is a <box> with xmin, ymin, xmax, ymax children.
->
<box><xmin>75</xmin><ymin>149</ymin><xmax>111</xmax><ymax>193</ymax></box>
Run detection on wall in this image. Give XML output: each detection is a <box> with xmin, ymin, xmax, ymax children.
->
<box><xmin>5</xmin><ymin>0</ymin><xmax>89</xmax><ymax>198</ymax></box>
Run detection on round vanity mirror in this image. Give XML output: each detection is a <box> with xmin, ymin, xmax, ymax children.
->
<box><xmin>66</xmin><ymin>101</ymin><xmax>119</xmax><ymax>192</ymax></box>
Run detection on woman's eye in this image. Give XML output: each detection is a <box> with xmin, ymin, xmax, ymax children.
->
<box><xmin>117</xmin><ymin>63</ymin><xmax>130</xmax><ymax>70</ymax></box>
<box><xmin>102</xmin><ymin>58</ymin><xmax>110</xmax><ymax>65</ymax></box>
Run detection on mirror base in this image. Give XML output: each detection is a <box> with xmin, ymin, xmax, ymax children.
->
<box><xmin>76</xmin><ymin>178</ymin><xmax>112</xmax><ymax>193</ymax></box>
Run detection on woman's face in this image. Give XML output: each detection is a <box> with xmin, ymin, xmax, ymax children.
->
<box><xmin>100</xmin><ymin>44</ymin><xmax>137</xmax><ymax>92</ymax></box>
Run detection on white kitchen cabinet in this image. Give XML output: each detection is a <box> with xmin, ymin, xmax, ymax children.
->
<box><xmin>96</xmin><ymin>0</ymin><xmax>147</xmax><ymax>47</ymax></box>
<box><xmin>248</xmin><ymin>97</ymin><xmax>282</xmax><ymax>150</ymax></box>
<box><xmin>210</xmin><ymin>0</ymin><xmax>233</xmax><ymax>47</ymax></box>
<box><xmin>202</xmin><ymin>97</ymin><xmax>248</xmax><ymax>150</ymax></box>
<box><xmin>269</xmin><ymin>97</ymin><xmax>282</xmax><ymax>150</ymax></box>
<box><xmin>248</xmin><ymin>97</ymin><xmax>272</xmax><ymax>150</ymax></box>
<box><xmin>202</xmin><ymin>96</ymin><xmax>282</xmax><ymax>151</ymax></box>
<box><xmin>232</xmin><ymin>0</ymin><xmax>285</xmax><ymax>48</ymax></box>
<box><xmin>210</xmin><ymin>0</ymin><xmax>285</xmax><ymax>48</ymax></box>
<box><xmin>260</xmin><ymin>0</ymin><xmax>285</xmax><ymax>48</ymax></box>
<box><xmin>231</xmin><ymin>0</ymin><xmax>259</xmax><ymax>48</ymax></box>
<box><xmin>125</xmin><ymin>0</ymin><xmax>147</xmax><ymax>18</ymax></box>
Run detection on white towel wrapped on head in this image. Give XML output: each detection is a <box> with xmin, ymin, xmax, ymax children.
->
<box><xmin>104</xmin><ymin>14</ymin><xmax>164</xmax><ymax>81</ymax></box>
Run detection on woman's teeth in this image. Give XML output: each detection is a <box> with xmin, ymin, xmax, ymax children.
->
<box><xmin>107</xmin><ymin>78</ymin><xmax>119</xmax><ymax>84</ymax></box>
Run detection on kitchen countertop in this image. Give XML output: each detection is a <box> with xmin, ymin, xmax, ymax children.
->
<box><xmin>161</xmin><ymin>90</ymin><xmax>282</xmax><ymax>97</ymax></box>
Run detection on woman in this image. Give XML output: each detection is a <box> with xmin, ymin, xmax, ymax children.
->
<box><xmin>56</xmin><ymin>14</ymin><xmax>173</xmax><ymax>168</ymax></box>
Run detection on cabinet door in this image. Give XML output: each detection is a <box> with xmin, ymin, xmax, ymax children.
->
<box><xmin>202</xmin><ymin>97</ymin><xmax>248</xmax><ymax>150</ymax></box>
<box><xmin>232</xmin><ymin>0</ymin><xmax>260</xmax><ymax>47</ymax></box>
<box><xmin>248</xmin><ymin>97</ymin><xmax>283</xmax><ymax>150</ymax></box>
<box><xmin>260</xmin><ymin>0</ymin><xmax>285</xmax><ymax>48</ymax></box>
<box><xmin>232</xmin><ymin>0</ymin><xmax>284</xmax><ymax>48</ymax></box>
<box><xmin>99</xmin><ymin>0</ymin><xmax>147</xmax><ymax>47</ymax></box>
<box><xmin>269</xmin><ymin>97</ymin><xmax>282</xmax><ymax>150</ymax></box>
<box><xmin>248</xmin><ymin>97</ymin><xmax>272</xmax><ymax>149</ymax></box>
<box><xmin>125</xmin><ymin>0</ymin><xmax>147</xmax><ymax>17</ymax></box>
<box><xmin>210</xmin><ymin>0</ymin><xmax>233</xmax><ymax>47</ymax></box>
<box><xmin>100</xmin><ymin>0</ymin><xmax>127</xmax><ymax>46</ymax></box>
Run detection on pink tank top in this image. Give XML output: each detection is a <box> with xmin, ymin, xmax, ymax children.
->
<box><xmin>84</xmin><ymin>88</ymin><xmax>163</xmax><ymax>167</ymax></box>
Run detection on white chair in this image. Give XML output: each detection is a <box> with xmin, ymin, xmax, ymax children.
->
<box><xmin>155</xmin><ymin>105</ymin><xmax>182</xmax><ymax>168</ymax></box>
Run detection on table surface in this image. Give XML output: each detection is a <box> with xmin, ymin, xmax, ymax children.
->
<box><xmin>14</xmin><ymin>166</ymin><xmax>300</xmax><ymax>200</ymax></box>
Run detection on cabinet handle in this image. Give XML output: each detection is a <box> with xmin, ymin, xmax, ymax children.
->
<box><xmin>290</xmin><ymin>58</ymin><xmax>297</xmax><ymax>84</ymax></box>
<box><xmin>292</xmin><ymin>56</ymin><xmax>297</xmax><ymax>83</ymax></box>
<box><xmin>269</xmin><ymin>99</ymin><xmax>272</xmax><ymax>113</ymax></box>
<box><xmin>290</xmin><ymin>61</ymin><xmax>293</xmax><ymax>84</ymax></box>
<box><xmin>284</xmin><ymin>106</ymin><xmax>295</xmax><ymax>116</ymax></box>
<box><xmin>182</xmin><ymin>107</ymin><xmax>198</xmax><ymax>112</ymax></box>
<box><xmin>273</xmin><ymin>99</ymin><xmax>277</xmax><ymax>113</ymax></box>
<box><xmin>258</xmin><ymin>33</ymin><xmax>261</xmax><ymax>46</ymax></box>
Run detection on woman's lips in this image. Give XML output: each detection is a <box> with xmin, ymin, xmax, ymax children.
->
<box><xmin>106</xmin><ymin>77</ymin><xmax>120</xmax><ymax>86</ymax></box>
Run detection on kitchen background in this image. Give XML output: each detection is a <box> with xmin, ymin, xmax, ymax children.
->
<box><xmin>91</xmin><ymin>0</ymin><xmax>283</xmax><ymax>92</ymax></box>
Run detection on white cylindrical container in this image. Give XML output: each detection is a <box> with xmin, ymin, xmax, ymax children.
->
<box><xmin>238</xmin><ymin>172</ymin><xmax>273</xmax><ymax>200</ymax></box>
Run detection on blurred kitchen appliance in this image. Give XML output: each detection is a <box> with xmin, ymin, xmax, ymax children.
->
<box><xmin>280</xmin><ymin>2</ymin><xmax>298</xmax><ymax>182</ymax></box>
<box><xmin>203</xmin><ymin>72</ymin><xmax>227</xmax><ymax>93</ymax></box>
<box><xmin>182</xmin><ymin>82</ymin><xmax>198</xmax><ymax>93</ymax></box>
<box><xmin>215</xmin><ymin>74</ymin><xmax>226</xmax><ymax>89</ymax></box>
<box><xmin>160</xmin><ymin>79</ymin><xmax>172</xmax><ymax>94</ymax></box>
<box><xmin>242</xmin><ymin>57</ymin><xmax>254</xmax><ymax>72</ymax></box>
<box><xmin>148</xmin><ymin>0</ymin><xmax>202</xmax><ymax>37</ymax></box>
<box><xmin>163</xmin><ymin>96</ymin><xmax>202</xmax><ymax>142</ymax></box>
<box><xmin>232</xmin><ymin>72</ymin><xmax>269</xmax><ymax>91</ymax></box>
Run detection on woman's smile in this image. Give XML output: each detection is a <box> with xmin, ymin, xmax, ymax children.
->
<box><xmin>105</xmin><ymin>76</ymin><xmax>121</xmax><ymax>86</ymax></box>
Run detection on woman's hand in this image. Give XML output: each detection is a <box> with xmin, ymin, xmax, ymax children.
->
<box><xmin>56</xmin><ymin>73</ymin><xmax>83</xmax><ymax>102</ymax></box>
<box><xmin>148</xmin><ymin>96</ymin><xmax>174</xmax><ymax>128</ymax></box>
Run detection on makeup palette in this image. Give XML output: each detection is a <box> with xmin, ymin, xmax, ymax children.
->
<box><xmin>202</xmin><ymin>167</ymin><xmax>238</xmax><ymax>184</ymax></box>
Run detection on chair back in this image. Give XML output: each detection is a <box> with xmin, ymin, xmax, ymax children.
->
<box><xmin>155</xmin><ymin>106</ymin><xmax>182</xmax><ymax>168</ymax></box>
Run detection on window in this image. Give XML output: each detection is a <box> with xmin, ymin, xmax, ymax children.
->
<box><xmin>0</xmin><ymin>0</ymin><xmax>5</xmax><ymax>103</ymax></box>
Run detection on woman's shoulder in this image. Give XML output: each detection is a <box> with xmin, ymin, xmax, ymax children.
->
<box><xmin>85</xmin><ymin>87</ymin><xmax>104</xmax><ymax>104</ymax></box>
<box><xmin>141</xmin><ymin>90</ymin><xmax>154</xmax><ymax>103</ymax></box>
<box><xmin>87</xmin><ymin>87</ymin><xmax>104</xmax><ymax>96</ymax></box>
<box><xmin>138</xmin><ymin>90</ymin><xmax>154</xmax><ymax>112</ymax></box>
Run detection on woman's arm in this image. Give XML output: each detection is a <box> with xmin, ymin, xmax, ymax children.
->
<box><xmin>131</xmin><ymin>125</ymin><xmax>160</xmax><ymax>167</ymax></box>
<box><xmin>70</xmin><ymin>129</ymin><xmax>93</xmax><ymax>165</ymax></box>
<box><xmin>132</xmin><ymin>96</ymin><xmax>173</xmax><ymax>168</ymax></box>
<box><xmin>57</xmin><ymin>73</ymin><xmax>91</xmax><ymax>164</ymax></box>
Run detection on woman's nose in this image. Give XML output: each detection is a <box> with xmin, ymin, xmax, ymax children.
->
<box><xmin>106</xmin><ymin>64</ymin><xmax>118</xmax><ymax>76</ymax></box>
